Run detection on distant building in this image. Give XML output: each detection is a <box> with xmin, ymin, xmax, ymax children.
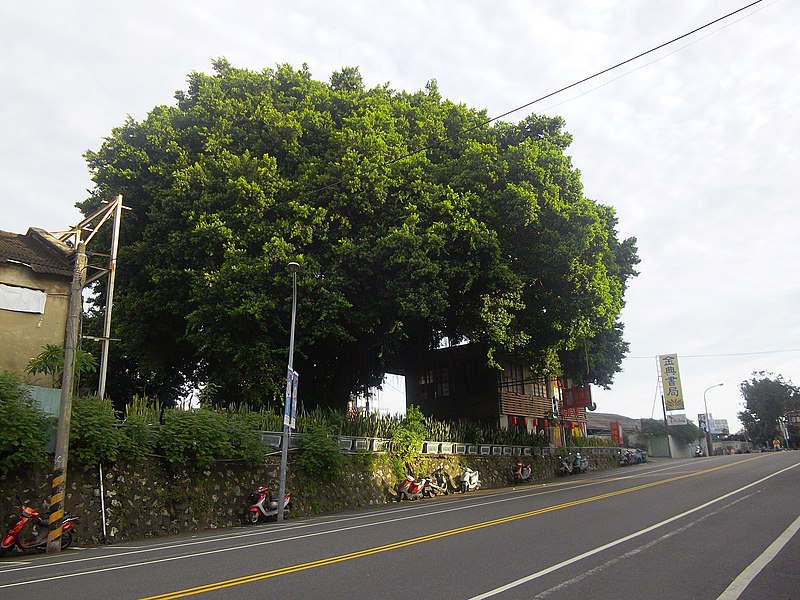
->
<box><xmin>0</xmin><ymin>227</ymin><xmax>75</xmax><ymax>386</ymax></box>
<box><xmin>398</xmin><ymin>342</ymin><xmax>588</xmax><ymax>437</ymax></box>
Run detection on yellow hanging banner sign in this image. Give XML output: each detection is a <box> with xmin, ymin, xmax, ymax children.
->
<box><xmin>658</xmin><ymin>353</ymin><xmax>685</xmax><ymax>411</ymax></box>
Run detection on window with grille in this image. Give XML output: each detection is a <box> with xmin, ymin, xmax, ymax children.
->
<box><xmin>419</xmin><ymin>367</ymin><xmax>450</xmax><ymax>399</ymax></box>
<box><xmin>501</xmin><ymin>364</ymin><xmax>525</xmax><ymax>394</ymax></box>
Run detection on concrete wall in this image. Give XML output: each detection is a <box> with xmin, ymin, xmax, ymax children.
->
<box><xmin>0</xmin><ymin>263</ymin><xmax>70</xmax><ymax>386</ymax></box>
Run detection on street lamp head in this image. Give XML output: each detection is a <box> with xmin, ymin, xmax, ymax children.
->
<box><xmin>288</xmin><ymin>261</ymin><xmax>300</xmax><ymax>273</ymax></box>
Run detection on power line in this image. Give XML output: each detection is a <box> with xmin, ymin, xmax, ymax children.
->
<box><xmin>539</xmin><ymin>0</ymin><xmax>779</xmax><ymax>114</ymax></box>
<box><xmin>303</xmin><ymin>0</ymin><xmax>768</xmax><ymax>198</ymax></box>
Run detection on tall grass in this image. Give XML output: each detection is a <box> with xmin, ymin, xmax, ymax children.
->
<box><xmin>123</xmin><ymin>398</ymin><xmax>569</xmax><ymax>448</ymax></box>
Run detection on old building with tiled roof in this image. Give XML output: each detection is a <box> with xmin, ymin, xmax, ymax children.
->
<box><xmin>0</xmin><ymin>227</ymin><xmax>75</xmax><ymax>386</ymax></box>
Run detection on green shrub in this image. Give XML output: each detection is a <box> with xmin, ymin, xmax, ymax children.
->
<box><xmin>156</xmin><ymin>410</ymin><xmax>228</xmax><ymax>469</ymax></box>
<box><xmin>225</xmin><ymin>415</ymin><xmax>269</xmax><ymax>465</ymax></box>
<box><xmin>0</xmin><ymin>371</ymin><xmax>52</xmax><ymax>474</ymax></box>
<box><xmin>69</xmin><ymin>395</ymin><xmax>122</xmax><ymax>464</ymax></box>
<box><xmin>119</xmin><ymin>413</ymin><xmax>156</xmax><ymax>460</ymax></box>
<box><xmin>294</xmin><ymin>423</ymin><xmax>343</xmax><ymax>480</ymax></box>
<box><xmin>156</xmin><ymin>409</ymin><xmax>266</xmax><ymax>469</ymax></box>
<box><xmin>391</xmin><ymin>405</ymin><xmax>426</xmax><ymax>464</ymax></box>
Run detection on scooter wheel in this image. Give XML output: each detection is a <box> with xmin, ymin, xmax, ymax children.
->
<box><xmin>61</xmin><ymin>530</ymin><xmax>73</xmax><ymax>550</ymax></box>
<box><xmin>245</xmin><ymin>511</ymin><xmax>259</xmax><ymax>525</ymax></box>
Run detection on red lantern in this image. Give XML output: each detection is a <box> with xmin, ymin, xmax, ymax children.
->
<box><xmin>533</xmin><ymin>418</ymin><xmax>539</xmax><ymax>427</ymax></box>
<box><xmin>544</xmin><ymin>419</ymin><xmax>548</xmax><ymax>428</ymax></box>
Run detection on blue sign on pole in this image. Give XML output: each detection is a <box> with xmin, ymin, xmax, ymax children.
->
<box><xmin>290</xmin><ymin>370</ymin><xmax>299</xmax><ymax>429</ymax></box>
<box><xmin>284</xmin><ymin>367</ymin><xmax>299</xmax><ymax>429</ymax></box>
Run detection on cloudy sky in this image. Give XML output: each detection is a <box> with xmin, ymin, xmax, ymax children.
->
<box><xmin>2</xmin><ymin>0</ymin><xmax>798</xmax><ymax>432</ymax></box>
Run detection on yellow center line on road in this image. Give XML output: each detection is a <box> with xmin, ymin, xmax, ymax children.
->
<box><xmin>141</xmin><ymin>456</ymin><xmax>763</xmax><ymax>599</ymax></box>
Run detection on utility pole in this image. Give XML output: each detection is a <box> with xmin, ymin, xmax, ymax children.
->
<box><xmin>660</xmin><ymin>392</ymin><xmax>673</xmax><ymax>458</ymax></box>
<box><xmin>703</xmin><ymin>383</ymin><xmax>724</xmax><ymax>456</ymax></box>
<box><xmin>277</xmin><ymin>262</ymin><xmax>299</xmax><ymax>522</ymax></box>
<box><xmin>47</xmin><ymin>242</ymin><xmax>87</xmax><ymax>553</ymax></box>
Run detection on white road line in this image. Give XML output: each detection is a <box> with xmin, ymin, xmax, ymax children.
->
<box><xmin>716</xmin><ymin>512</ymin><xmax>800</xmax><ymax>600</ymax></box>
<box><xmin>468</xmin><ymin>463</ymin><xmax>799</xmax><ymax>600</ymax></box>
<box><xmin>532</xmin><ymin>493</ymin><xmax>757</xmax><ymax>598</ymax></box>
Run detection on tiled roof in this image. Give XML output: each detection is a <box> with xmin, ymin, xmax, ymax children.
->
<box><xmin>0</xmin><ymin>227</ymin><xmax>75</xmax><ymax>278</ymax></box>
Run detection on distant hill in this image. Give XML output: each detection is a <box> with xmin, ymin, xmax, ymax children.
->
<box><xmin>586</xmin><ymin>412</ymin><xmax>643</xmax><ymax>434</ymax></box>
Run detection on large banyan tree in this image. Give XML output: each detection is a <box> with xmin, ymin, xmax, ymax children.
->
<box><xmin>80</xmin><ymin>60</ymin><xmax>639</xmax><ymax>409</ymax></box>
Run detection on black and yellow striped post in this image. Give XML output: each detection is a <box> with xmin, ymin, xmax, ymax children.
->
<box><xmin>47</xmin><ymin>465</ymin><xmax>67</xmax><ymax>551</ymax></box>
<box><xmin>46</xmin><ymin>242</ymin><xmax>86</xmax><ymax>553</ymax></box>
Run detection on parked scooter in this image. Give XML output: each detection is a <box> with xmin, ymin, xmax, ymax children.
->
<box><xmin>245</xmin><ymin>486</ymin><xmax>291</xmax><ymax>523</ymax></box>
<box><xmin>619</xmin><ymin>449</ymin><xmax>634</xmax><ymax>467</ymax></box>
<box><xmin>397</xmin><ymin>475</ymin><xmax>429</xmax><ymax>501</ymax></box>
<box><xmin>559</xmin><ymin>455</ymin><xmax>574</xmax><ymax>476</ymax></box>
<box><xmin>695</xmin><ymin>445</ymin><xmax>704</xmax><ymax>457</ymax></box>
<box><xmin>460</xmin><ymin>467</ymin><xmax>481</xmax><ymax>493</ymax></box>
<box><xmin>572</xmin><ymin>452</ymin><xmax>589</xmax><ymax>474</ymax></box>
<box><xmin>512</xmin><ymin>460</ymin><xmax>532</xmax><ymax>484</ymax></box>
<box><xmin>1</xmin><ymin>498</ymin><xmax>78</xmax><ymax>556</ymax></box>
<box><xmin>425</xmin><ymin>470</ymin><xmax>449</xmax><ymax>497</ymax></box>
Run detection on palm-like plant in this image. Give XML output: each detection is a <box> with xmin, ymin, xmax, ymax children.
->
<box><xmin>26</xmin><ymin>343</ymin><xmax>97</xmax><ymax>388</ymax></box>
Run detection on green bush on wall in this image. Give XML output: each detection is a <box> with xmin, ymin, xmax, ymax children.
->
<box><xmin>156</xmin><ymin>409</ymin><xmax>267</xmax><ymax>469</ymax></box>
<box><xmin>391</xmin><ymin>405</ymin><xmax>427</xmax><ymax>466</ymax></box>
<box><xmin>69</xmin><ymin>395</ymin><xmax>123</xmax><ymax>464</ymax></box>
<box><xmin>4</xmin><ymin>377</ymin><xmax>604</xmax><ymax>475</ymax></box>
<box><xmin>0</xmin><ymin>371</ymin><xmax>51</xmax><ymax>474</ymax></box>
<box><xmin>294</xmin><ymin>423</ymin><xmax>343</xmax><ymax>481</ymax></box>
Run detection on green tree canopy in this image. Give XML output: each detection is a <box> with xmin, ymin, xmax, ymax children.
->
<box><xmin>738</xmin><ymin>372</ymin><xmax>800</xmax><ymax>445</ymax></box>
<box><xmin>80</xmin><ymin>60</ymin><xmax>639</xmax><ymax>409</ymax></box>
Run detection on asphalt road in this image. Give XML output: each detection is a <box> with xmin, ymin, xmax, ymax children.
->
<box><xmin>1</xmin><ymin>452</ymin><xmax>798</xmax><ymax>599</ymax></box>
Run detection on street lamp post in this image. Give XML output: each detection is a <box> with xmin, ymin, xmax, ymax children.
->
<box><xmin>277</xmin><ymin>261</ymin><xmax>299</xmax><ymax>522</ymax></box>
<box><xmin>703</xmin><ymin>383</ymin><xmax>724</xmax><ymax>456</ymax></box>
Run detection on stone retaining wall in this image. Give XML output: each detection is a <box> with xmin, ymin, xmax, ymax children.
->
<box><xmin>0</xmin><ymin>451</ymin><xmax>617</xmax><ymax>547</ymax></box>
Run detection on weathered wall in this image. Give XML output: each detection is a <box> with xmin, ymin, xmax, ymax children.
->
<box><xmin>0</xmin><ymin>451</ymin><xmax>617</xmax><ymax>547</ymax></box>
<box><xmin>0</xmin><ymin>263</ymin><xmax>70</xmax><ymax>385</ymax></box>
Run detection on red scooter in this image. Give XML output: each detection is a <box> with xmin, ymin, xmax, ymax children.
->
<box><xmin>245</xmin><ymin>486</ymin><xmax>291</xmax><ymax>524</ymax></box>
<box><xmin>1</xmin><ymin>499</ymin><xmax>78</xmax><ymax>556</ymax></box>
<box><xmin>396</xmin><ymin>475</ymin><xmax>430</xmax><ymax>501</ymax></box>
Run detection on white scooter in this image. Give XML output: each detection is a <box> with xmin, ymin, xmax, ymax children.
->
<box><xmin>512</xmin><ymin>460</ymin><xmax>532</xmax><ymax>484</ymax></box>
<box><xmin>461</xmin><ymin>467</ymin><xmax>481</xmax><ymax>493</ymax></box>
